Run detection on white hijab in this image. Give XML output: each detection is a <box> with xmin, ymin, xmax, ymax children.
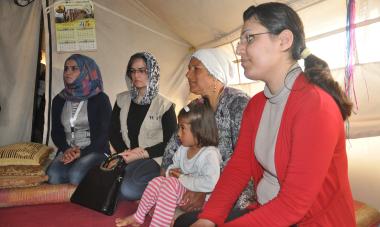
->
<box><xmin>191</xmin><ymin>48</ymin><xmax>234</xmax><ymax>85</ymax></box>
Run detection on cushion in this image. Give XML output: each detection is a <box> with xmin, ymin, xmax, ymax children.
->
<box><xmin>0</xmin><ymin>175</ymin><xmax>48</xmax><ymax>189</ymax></box>
<box><xmin>0</xmin><ymin>183</ymin><xmax>76</xmax><ymax>208</ymax></box>
<box><xmin>355</xmin><ymin>200</ymin><xmax>380</xmax><ymax>227</ymax></box>
<box><xmin>0</xmin><ymin>142</ymin><xmax>53</xmax><ymax>166</ymax></box>
<box><xmin>0</xmin><ymin>165</ymin><xmax>45</xmax><ymax>177</ymax></box>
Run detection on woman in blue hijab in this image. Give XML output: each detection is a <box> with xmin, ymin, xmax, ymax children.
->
<box><xmin>47</xmin><ymin>54</ymin><xmax>112</xmax><ymax>185</ymax></box>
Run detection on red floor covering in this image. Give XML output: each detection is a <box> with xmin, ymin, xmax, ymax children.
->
<box><xmin>0</xmin><ymin>200</ymin><xmax>151</xmax><ymax>227</ymax></box>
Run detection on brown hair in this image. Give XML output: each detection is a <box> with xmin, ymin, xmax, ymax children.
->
<box><xmin>178</xmin><ymin>97</ymin><xmax>218</xmax><ymax>147</ymax></box>
<box><xmin>243</xmin><ymin>2</ymin><xmax>352</xmax><ymax>120</ymax></box>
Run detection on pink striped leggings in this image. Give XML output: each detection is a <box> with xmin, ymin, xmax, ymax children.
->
<box><xmin>134</xmin><ymin>176</ymin><xmax>187</xmax><ymax>227</ymax></box>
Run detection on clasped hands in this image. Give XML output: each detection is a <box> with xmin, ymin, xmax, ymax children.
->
<box><xmin>60</xmin><ymin>147</ymin><xmax>80</xmax><ymax>164</ymax></box>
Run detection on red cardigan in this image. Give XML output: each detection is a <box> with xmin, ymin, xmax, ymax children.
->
<box><xmin>199</xmin><ymin>75</ymin><xmax>355</xmax><ymax>226</ymax></box>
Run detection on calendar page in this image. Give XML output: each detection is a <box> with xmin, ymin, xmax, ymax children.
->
<box><xmin>54</xmin><ymin>0</ymin><xmax>96</xmax><ymax>52</ymax></box>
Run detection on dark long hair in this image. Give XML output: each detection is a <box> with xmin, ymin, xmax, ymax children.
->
<box><xmin>243</xmin><ymin>3</ymin><xmax>352</xmax><ymax>120</ymax></box>
<box><xmin>178</xmin><ymin>97</ymin><xmax>218</xmax><ymax>147</ymax></box>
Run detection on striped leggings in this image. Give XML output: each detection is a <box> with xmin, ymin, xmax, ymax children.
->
<box><xmin>134</xmin><ymin>176</ymin><xmax>187</xmax><ymax>227</ymax></box>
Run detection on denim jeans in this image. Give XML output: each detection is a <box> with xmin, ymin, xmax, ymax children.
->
<box><xmin>47</xmin><ymin>152</ymin><xmax>105</xmax><ymax>185</ymax></box>
<box><xmin>119</xmin><ymin>158</ymin><xmax>160</xmax><ymax>200</ymax></box>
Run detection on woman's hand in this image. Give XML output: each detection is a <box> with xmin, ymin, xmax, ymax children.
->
<box><xmin>190</xmin><ymin>219</ymin><xmax>215</xmax><ymax>227</ymax></box>
<box><xmin>61</xmin><ymin>147</ymin><xmax>80</xmax><ymax>164</ymax></box>
<box><xmin>130</xmin><ymin>147</ymin><xmax>149</xmax><ymax>159</ymax></box>
<box><xmin>119</xmin><ymin>149</ymin><xmax>138</xmax><ymax>164</ymax></box>
<box><xmin>119</xmin><ymin>148</ymin><xmax>148</xmax><ymax>164</ymax></box>
<box><xmin>179</xmin><ymin>191</ymin><xmax>206</xmax><ymax>212</ymax></box>
<box><xmin>168</xmin><ymin>168</ymin><xmax>182</xmax><ymax>178</ymax></box>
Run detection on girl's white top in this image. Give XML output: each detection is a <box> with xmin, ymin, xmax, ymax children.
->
<box><xmin>166</xmin><ymin>145</ymin><xmax>222</xmax><ymax>193</ymax></box>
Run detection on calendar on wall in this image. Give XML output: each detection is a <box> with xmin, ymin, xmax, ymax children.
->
<box><xmin>54</xmin><ymin>0</ymin><xmax>97</xmax><ymax>52</ymax></box>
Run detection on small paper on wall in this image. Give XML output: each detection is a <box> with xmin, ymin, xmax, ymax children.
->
<box><xmin>54</xmin><ymin>0</ymin><xmax>96</xmax><ymax>52</ymax></box>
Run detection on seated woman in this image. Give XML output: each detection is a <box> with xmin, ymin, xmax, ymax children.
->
<box><xmin>189</xmin><ymin>2</ymin><xmax>355</xmax><ymax>226</ymax></box>
<box><xmin>109</xmin><ymin>52</ymin><xmax>177</xmax><ymax>200</ymax></box>
<box><xmin>161</xmin><ymin>48</ymin><xmax>252</xmax><ymax>212</ymax></box>
<box><xmin>47</xmin><ymin>54</ymin><xmax>112</xmax><ymax>185</ymax></box>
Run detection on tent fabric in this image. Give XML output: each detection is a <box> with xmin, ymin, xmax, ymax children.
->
<box><xmin>0</xmin><ymin>0</ymin><xmax>379</xmax><ymax>146</ymax></box>
<box><xmin>332</xmin><ymin>62</ymin><xmax>380</xmax><ymax>139</ymax></box>
<box><xmin>0</xmin><ymin>1</ymin><xmax>42</xmax><ymax>146</ymax></box>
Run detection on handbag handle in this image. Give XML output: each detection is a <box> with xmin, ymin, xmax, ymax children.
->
<box><xmin>100</xmin><ymin>153</ymin><xmax>125</xmax><ymax>171</ymax></box>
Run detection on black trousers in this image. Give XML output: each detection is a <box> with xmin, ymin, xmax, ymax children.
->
<box><xmin>174</xmin><ymin>208</ymin><xmax>249</xmax><ymax>227</ymax></box>
<box><xmin>173</xmin><ymin>208</ymin><xmax>298</xmax><ymax>227</ymax></box>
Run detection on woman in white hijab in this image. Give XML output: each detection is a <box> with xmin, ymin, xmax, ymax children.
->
<box><xmin>161</xmin><ymin>48</ymin><xmax>253</xmax><ymax>214</ymax></box>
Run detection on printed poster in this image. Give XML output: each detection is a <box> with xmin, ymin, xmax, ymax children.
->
<box><xmin>54</xmin><ymin>0</ymin><xmax>96</xmax><ymax>52</ymax></box>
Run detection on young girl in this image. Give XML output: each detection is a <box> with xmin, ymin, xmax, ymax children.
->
<box><xmin>115</xmin><ymin>98</ymin><xmax>222</xmax><ymax>227</ymax></box>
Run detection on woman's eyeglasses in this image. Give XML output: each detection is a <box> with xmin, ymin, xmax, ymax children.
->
<box><xmin>238</xmin><ymin>32</ymin><xmax>271</xmax><ymax>45</ymax></box>
<box><xmin>64</xmin><ymin>66</ymin><xmax>80</xmax><ymax>72</ymax></box>
<box><xmin>128</xmin><ymin>68</ymin><xmax>147</xmax><ymax>75</ymax></box>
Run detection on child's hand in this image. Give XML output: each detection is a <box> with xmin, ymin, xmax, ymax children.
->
<box><xmin>169</xmin><ymin>168</ymin><xmax>182</xmax><ymax>178</ymax></box>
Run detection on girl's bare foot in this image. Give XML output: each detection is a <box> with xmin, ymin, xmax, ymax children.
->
<box><xmin>115</xmin><ymin>215</ymin><xmax>141</xmax><ymax>227</ymax></box>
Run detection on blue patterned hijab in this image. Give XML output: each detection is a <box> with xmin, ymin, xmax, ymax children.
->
<box><xmin>59</xmin><ymin>54</ymin><xmax>103</xmax><ymax>101</ymax></box>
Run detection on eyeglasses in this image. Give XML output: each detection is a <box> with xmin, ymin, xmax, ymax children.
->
<box><xmin>128</xmin><ymin>68</ymin><xmax>147</xmax><ymax>75</ymax></box>
<box><xmin>238</xmin><ymin>32</ymin><xmax>271</xmax><ymax>45</ymax></box>
<box><xmin>64</xmin><ymin>66</ymin><xmax>80</xmax><ymax>72</ymax></box>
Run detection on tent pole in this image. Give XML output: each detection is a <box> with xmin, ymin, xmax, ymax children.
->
<box><xmin>45</xmin><ymin>0</ymin><xmax>53</xmax><ymax>146</ymax></box>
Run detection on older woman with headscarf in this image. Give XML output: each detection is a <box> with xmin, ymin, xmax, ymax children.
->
<box><xmin>161</xmin><ymin>48</ymin><xmax>253</xmax><ymax>215</ymax></box>
<box><xmin>47</xmin><ymin>54</ymin><xmax>112</xmax><ymax>185</ymax></box>
<box><xmin>109</xmin><ymin>52</ymin><xmax>177</xmax><ymax>200</ymax></box>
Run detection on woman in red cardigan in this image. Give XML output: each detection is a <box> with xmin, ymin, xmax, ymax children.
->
<box><xmin>176</xmin><ymin>2</ymin><xmax>356</xmax><ymax>227</ymax></box>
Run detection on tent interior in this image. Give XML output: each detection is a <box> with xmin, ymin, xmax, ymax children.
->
<box><xmin>1</xmin><ymin>0</ymin><xmax>380</xmax><ymax>212</ymax></box>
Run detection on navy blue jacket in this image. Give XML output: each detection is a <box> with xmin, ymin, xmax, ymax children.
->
<box><xmin>51</xmin><ymin>92</ymin><xmax>112</xmax><ymax>156</ymax></box>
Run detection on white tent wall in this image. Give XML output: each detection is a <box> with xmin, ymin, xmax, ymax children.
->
<box><xmin>0</xmin><ymin>1</ymin><xmax>41</xmax><ymax>145</ymax></box>
<box><xmin>347</xmin><ymin>136</ymin><xmax>380</xmax><ymax>210</ymax></box>
<box><xmin>331</xmin><ymin>63</ymin><xmax>380</xmax><ymax>139</ymax></box>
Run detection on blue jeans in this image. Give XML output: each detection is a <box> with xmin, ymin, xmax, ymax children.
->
<box><xmin>47</xmin><ymin>152</ymin><xmax>105</xmax><ymax>185</ymax></box>
<box><xmin>120</xmin><ymin>158</ymin><xmax>160</xmax><ymax>200</ymax></box>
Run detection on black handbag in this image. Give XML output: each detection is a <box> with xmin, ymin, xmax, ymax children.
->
<box><xmin>70</xmin><ymin>153</ymin><xmax>126</xmax><ymax>215</ymax></box>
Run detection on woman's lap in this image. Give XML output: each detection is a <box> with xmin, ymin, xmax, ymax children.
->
<box><xmin>47</xmin><ymin>152</ymin><xmax>104</xmax><ymax>185</ymax></box>
<box><xmin>120</xmin><ymin>158</ymin><xmax>160</xmax><ymax>200</ymax></box>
